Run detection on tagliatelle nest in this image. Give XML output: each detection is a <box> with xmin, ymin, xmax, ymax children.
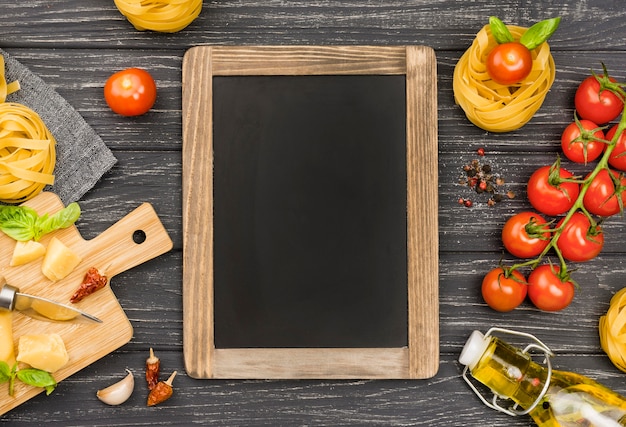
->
<box><xmin>599</xmin><ymin>287</ymin><xmax>626</xmax><ymax>373</ymax></box>
<box><xmin>453</xmin><ymin>25</ymin><xmax>556</xmax><ymax>133</ymax></box>
<box><xmin>0</xmin><ymin>102</ymin><xmax>56</xmax><ymax>203</ymax></box>
<box><xmin>114</xmin><ymin>0</ymin><xmax>202</xmax><ymax>33</ymax></box>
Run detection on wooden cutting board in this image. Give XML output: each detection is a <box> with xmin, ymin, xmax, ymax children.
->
<box><xmin>0</xmin><ymin>192</ymin><xmax>173</xmax><ymax>415</ymax></box>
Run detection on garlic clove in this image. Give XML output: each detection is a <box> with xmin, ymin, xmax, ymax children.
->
<box><xmin>96</xmin><ymin>369</ymin><xmax>134</xmax><ymax>405</ymax></box>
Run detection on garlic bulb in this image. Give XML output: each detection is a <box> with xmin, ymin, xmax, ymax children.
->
<box><xmin>96</xmin><ymin>369</ymin><xmax>134</xmax><ymax>405</ymax></box>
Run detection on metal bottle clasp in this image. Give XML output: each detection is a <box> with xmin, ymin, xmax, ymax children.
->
<box><xmin>461</xmin><ymin>327</ymin><xmax>555</xmax><ymax>417</ymax></box>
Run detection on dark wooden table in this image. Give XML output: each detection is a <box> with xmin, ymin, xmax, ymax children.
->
<box><xmin>2</xmin><ymin>1</ymin><xmax>626</xmax><ymax>425</ymax></box>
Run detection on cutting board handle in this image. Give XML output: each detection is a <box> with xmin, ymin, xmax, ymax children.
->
<box><xmin>83</xmin><ymin>203</ymin><xmax>173</xmax><ymax>278</ymax></box>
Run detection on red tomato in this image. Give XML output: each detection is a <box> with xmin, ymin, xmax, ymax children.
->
<box><xmin>527</xmin><ymin>165</ymin><xmax>580</xmax><ymax>216</ymax></box>
<box><xmin>607</xmin><ymin>125</ymin><xmax>626</xmax><ymax>172</ymax></box>
<box><xmin>502</xmin><ymin>212</ymin><xmax>551</xmax><ymax>258</ymax></box>
<box><xmin>486</xmin><ymin>42</ymin><xmax>533</xmax><ymax>85</ymax></box>
<box><xmin>583</xmin><ymin>169</ymin><xmax>626</xmax><ymax>216</ymax></box>
<box><xmin>560</xmin><ymin>119</ymin><xmax>605</xmax><ymax>163</ymax></box>
<box><xmin>527</xmin><ymin>264</ymin><xmax>575</xmax><ymax>311</ymax></box>
<box><xmin>104</xmin><ymin>68</ymin><xmax>157</xmax><ymax>116</ymax></box>
<box><xmin>575</xmin><ymin>75</ymin><xmax>624</xmax><ymax>124</ymax></box>
<box><xmin>481</xmin><ymin>267</ymin><xmax>527</xmax><ymax>312</ymax></box>
<box><xmin>556</xmin><ymin>212</ymin><xmax>604</xmax><ymax>262</ymax></box>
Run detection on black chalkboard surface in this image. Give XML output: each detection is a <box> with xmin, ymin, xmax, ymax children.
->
<box><xmin>213</xmin><ymin>75</ymin><xmax>408</xmax><ymax>348</ymax></box>
<box><xmin>182</xmin><ymin>46</ymin><xmax>439</xmax><ymax>379</ymax></box>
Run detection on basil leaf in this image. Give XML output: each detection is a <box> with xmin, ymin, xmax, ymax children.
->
<box><xmin>35</xmin><ymin>202</ymin><xmax>81</xmax><ymax>241</ymax></box>
<box><xmin>489</xmin><ymin>16</ymin><xmax>514</xmax><ymax>44</ymax></box>
<box><xmin>0</xmin><ymin>206</ymin><xmax>38</xmax><ymax>241</ymax></box>
<box><xmin>0</xmin><ymin>361</ymin><xmax>11</xmax><ymax>383</ymax></box>
<box><xmin>16</xmin><ymin>368</ymin><xmax>57</xmax><ymax>394</ymax></box>
<box><xmin>0</xmin><ymin>202</ymin><xmax>81</xmax><ymax>242</ymax></box>
<box><xmin>520</xmin><ymin>17</ymin><xmax>561</xmax><ymax>50</ymax></box>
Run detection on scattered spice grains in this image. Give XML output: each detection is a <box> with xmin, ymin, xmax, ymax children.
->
<box><xmin>458</xmin><ymin>148</ymin><xmax>515</xmax><ymax>207</ymax></box>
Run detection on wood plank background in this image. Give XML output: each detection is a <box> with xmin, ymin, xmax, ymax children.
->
<box><xmin>2</xmin><ymin>1</ymin><xmax>626</xmax><ymax>425</ymax></box>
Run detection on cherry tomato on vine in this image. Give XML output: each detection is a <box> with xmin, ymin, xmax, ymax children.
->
<box><xmin>556</xmin><ymin>212</ymin><xmax>604</xmax><ymax>262</ymax></box>
<box><xmin>560</xmin><ymin>119</ymin><xmax>605</xmax><ymax>164</ymax></box>
<box><xmin>486</xmin><ymin>42</ymin><xmax>533</xmax><ymax>85</ymax></box>
<box><xmin>502</xmin><ymin>211</ymin><xmax>551</xmax><ymax>258</ymax></box>
<box><xmin>583</xmin><ymin>169</ymin><xmax>626</xmax><ymax>217</ymax></box>
<box><xmin>527</xmin><ymin>165</ymin><xmax>580</xmax><ymax>216</ymax></box>
<box><xmin>527</xmin><ymin>264</ymin><xmax>575</xmax><ymax>311</ymax></box>
<box><xmin>104</xmin><ymin>68</ymin><xmax>157</xmax><ymax>116</ymax></box>
<box><xmin>606</xmin><ymin>125</ymin><xmax>626</xmax><ymax>172</ymax></box>
<box><xmin>481</xmin><ymin>267</ymin><xmax>527</xmax><ymax>312</ymax></box>
<box><xmin>575</xmin><ymin>74</ymin><xmax>624</xmax><ymax>124</ymax></box>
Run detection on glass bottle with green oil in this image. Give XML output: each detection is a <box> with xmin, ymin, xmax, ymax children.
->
<box><xmin>459</xmin><ymin>328</ymin><xmax>626</xmax><ymax>426</ymax></box>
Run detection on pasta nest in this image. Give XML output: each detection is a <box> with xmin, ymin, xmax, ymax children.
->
<box><xmin>0</xmin><ymin>102</ymin><xmax>56</xmax><ymax>203</ymax></box>
<box><xmin>114</xmin><ymin>0</ymin><xmax>202</xmax><ymax>33</ymax></box>
<box><xmin>453</xmin><ymin>25</ymin><xmax>556</xmax><ymax>133</ymax></box>
<box><xmin>600</xmin><ymin>287</ymin><xmax>626</xmax><ymax>373</ymax></box>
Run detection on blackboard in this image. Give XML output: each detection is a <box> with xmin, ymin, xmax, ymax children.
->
<box><xmin>212</xmin><ymin>74</ymin><xmax>408</xmax><ymax>348</ymax></box>
<box><xmin>182</xmin><ymin>46</ymin><xmax>439</xmax><ymax>379</ymax></box>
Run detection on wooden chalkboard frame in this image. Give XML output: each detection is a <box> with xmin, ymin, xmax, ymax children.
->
<box><xmin>182</xmin><ymin>46</ymin><xmax>439</xmax><ymax>379</ymax></box>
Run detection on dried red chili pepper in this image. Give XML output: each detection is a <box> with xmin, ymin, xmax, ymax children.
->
<box><xmin>146</xmin><ymin>348</ymin><xmax>160</xmax><ymax>390</ymax></box>
<box><xmin>70</xmin><ymin>267</ymin><xmax>108</xmax><ymax>303</ymax></box>
<box><xmin>147</xmin><ymin>371</ymin><xmax>177</xmax><ymax>406</ymax></box>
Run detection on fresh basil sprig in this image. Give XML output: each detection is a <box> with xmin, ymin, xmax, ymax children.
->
<box><xmin>0</xmin><ymin>202</ymin><xmax>81</xmax><ymax>241</ymax></box>
<box><xmin>17</xmin><ymin>368</ymin><xmax>57</xmax><ymax>395</ymax></box>
<box><xmin>0</xmin><ymin>361</ymin><xmax>58</xmax><ymax>396</ymax></box>
<box><xmin>489</xmin><ymin>16</ymin><xmax>561</xmax><ymax>50</ymax></box>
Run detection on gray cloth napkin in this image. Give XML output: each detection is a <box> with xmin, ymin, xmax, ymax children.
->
<box><xmin>1</xmin><ymin>48</ymin><xmax>117</xmax><ymax>205</ymax></box>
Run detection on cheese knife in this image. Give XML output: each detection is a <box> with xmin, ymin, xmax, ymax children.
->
<box><xmin>0</xmin><ymin>284</ymin><xmax>102</xmax><ymax>324</ymax></box>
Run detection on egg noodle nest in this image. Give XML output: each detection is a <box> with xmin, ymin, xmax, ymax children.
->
<box><xmin>453</xmin><ymin>25</ymin><xmax>555</xmax><ymax>133</ymax></box>
<box><xmin>0</xmin><ymin>54</ymin><xmax>55</xmax><ymax>204</ymax></box>
<box><xmin>114</xmin><ymin>0</ymin><xmax>202</xmax><ymax>33</ymax></box>
<box><xmin>600</xmin><ymin>287</ymin><xmax>626</xmax><ymax>373</ymax></box>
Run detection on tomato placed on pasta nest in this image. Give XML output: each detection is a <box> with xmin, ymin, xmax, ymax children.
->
<box><xmin>104</xmin><ymin>68</ymin><xmax>157</xmax><ymax>117</ymax></box>
<box><xmin>607</xmin><ymin>125</ymin><xmax>626</xmax><ymax>172</ymax></box>
<box><xmin>486</xmin><ymin>42</ymin><xmax>533</xmax><ymax>85</ymax></box>
<box><xmin>561</xmin><ymin>119</ymin><xmax>605</xmax><ymax>164</ymax></box>
<box><xmin>527</xmin><ymin>264</ymin><xmax>575</xmax><ymax>312</ymax></box>
<box><xmin>583</xmin><ymin>169</ymin><xmax>626</xmax><ymax>217</ymax></box>
<box><xmin>527</xmin><ymin>165</ymin><xmax>580</xmax><ymax>216</ymax></box>
<box><xmin>481</xmin><ymin>267</ymin><xmax>527</xmax><ymax>312</ymax></box>
<box><xmin>556</xmin><ymin>212</ymin><xmax>604</xmax><ymax>262</ymax></box>
<box><xmin>502</xmin><ymin>211</ymin><xmax>551</xmax><ymax>258</ymax></box>
<box><xmin>575</xmin><ymin>74</ymin><xmax>624</xmax><ymax>125</ymax></box>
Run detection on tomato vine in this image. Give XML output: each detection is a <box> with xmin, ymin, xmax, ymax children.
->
<box><xmin>504</xmin><ymin>66</ymin><xmax>626</xmax><ymax>287</ymax></box>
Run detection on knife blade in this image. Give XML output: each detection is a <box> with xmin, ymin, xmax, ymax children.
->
<box><xmin>0</xmin><ymin>284</ymin><xmax>102</xmax><ymax>324</ymax></box>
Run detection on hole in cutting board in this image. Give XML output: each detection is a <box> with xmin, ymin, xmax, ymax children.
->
<box><xmin>133</xmin><ymin>229</ymin><xmax>147</xmax><ymax>244</ymax></box>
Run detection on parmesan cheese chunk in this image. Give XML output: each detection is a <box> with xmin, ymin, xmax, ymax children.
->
<box><xmin>17</xmin><ymin>333</ymin><xmax>69</xmax><ymax>373</ymax></box>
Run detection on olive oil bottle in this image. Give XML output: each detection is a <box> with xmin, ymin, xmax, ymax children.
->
<box><xmin>460</xmin><ymin>328</ymin><xmax>626</xmax><ymax>426</ymax></box>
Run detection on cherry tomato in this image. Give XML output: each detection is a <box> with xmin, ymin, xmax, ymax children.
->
<box><xmin>560</xmin><ymin>119</ymin><xmax>605</xmax><ymax>163</ymax></box>
<box><xmin>486</xmin><ymin>42</ymin><xmax>533</xmax><ymax>85</ymax></box>
<box><xmin>556</xmin><ymin>212</ymin><xmax>604</xmax><ymax>262</ymax></box>
<box><xmin>104</xmin><ymin>68</ymin><xmax>157</xmax><ymax>116</ymax></box>
<box><xmin>527</xmin><ymin>264</ymin><xmax>575</xmax><ymax>311</ymax></box>
<box><xmin>575</xmin><ymin>75</ymin><xmax>624</xmax><ymax>124</ymax></box>
<box><xmin>606</xmin><ymin>125</ymin><xmax>626</xmax><ymax>172</ymax></box>
<box><xmin>583</xmin><ymin>169</ymin><xmax>626</xmax><ymax>217</ymax></box>
<box><xmin>481</xmin><ymin>267</ymin><xmax>527</xmax><ymax>312</ymax></box>
<box><xmin>502</xmin><ymin>212</ymin><xmax>551</xmax><ymax>258</ymax></box>
<box><xmin>527</xmin><ymin>165</ymin><xmax>580</xmax><ymax>216</ymax></box>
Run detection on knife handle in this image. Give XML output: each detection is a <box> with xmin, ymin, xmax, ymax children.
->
<box><xmin>0</xmin><ymin>284</ymin><xmax>17</xmax><ymax>311</ymax></box>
